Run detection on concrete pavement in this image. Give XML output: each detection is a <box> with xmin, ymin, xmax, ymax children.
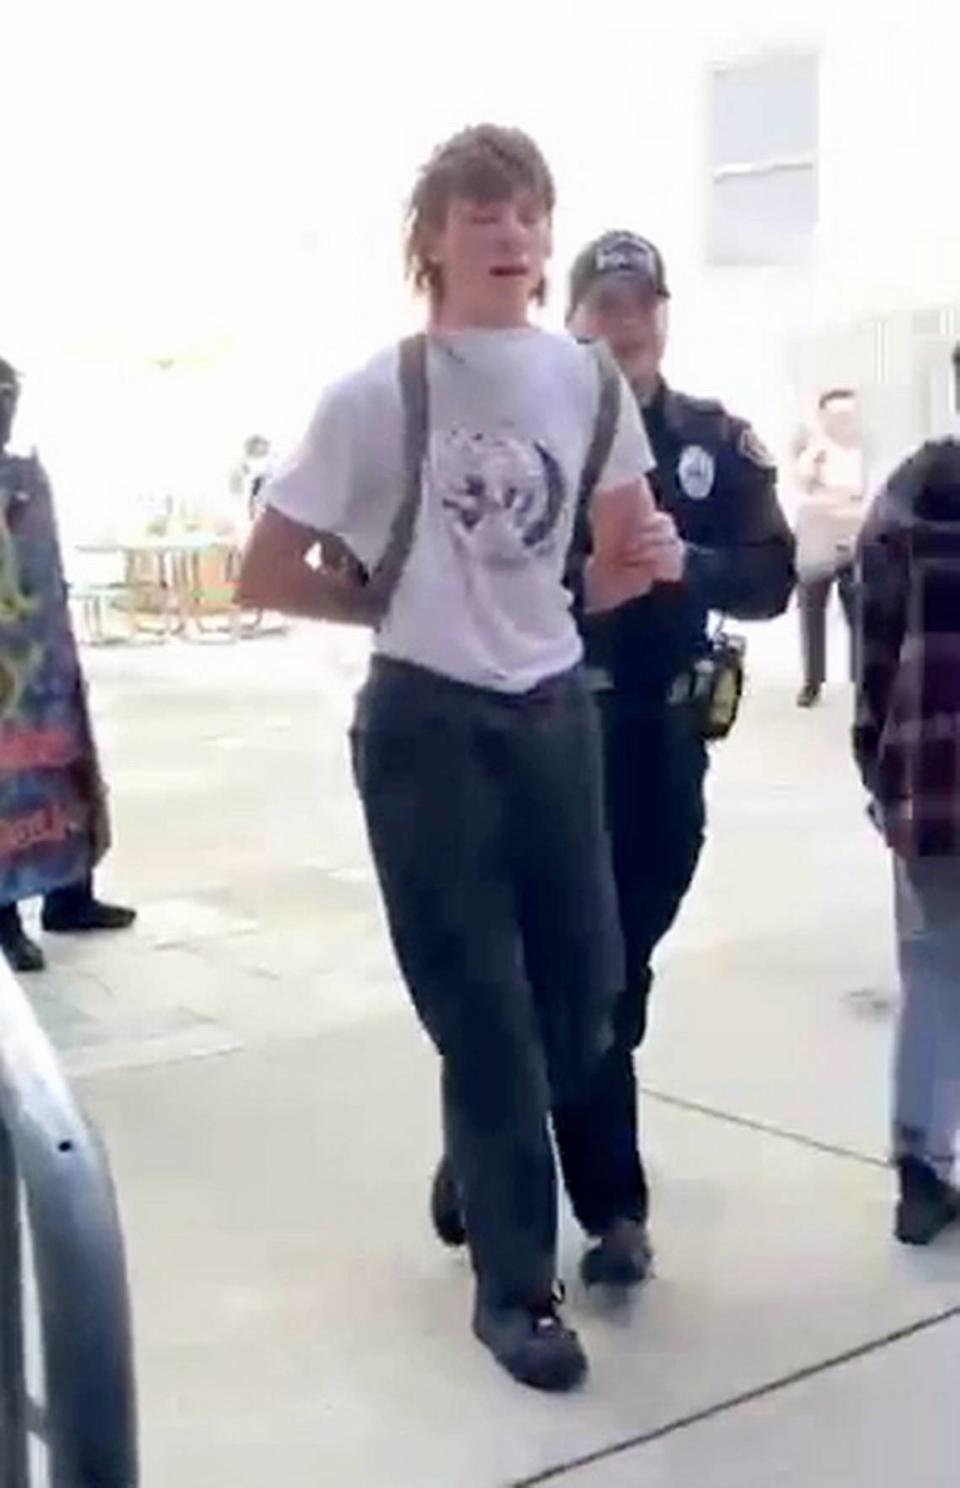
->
<box><xmin>22</xmin><ymin>612</ymin><xmax>960</xmax><ymax>1485</ymax></box>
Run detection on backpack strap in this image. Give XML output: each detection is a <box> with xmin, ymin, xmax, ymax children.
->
<box><xmin>361</xmin><ymin>333</ymin><xmax>429</xmax><ymax>624</ymax></box>
<box><xmin>568</xmin><ymin>342</ymin><xmax>623</xmax><ymax>596</ymax></box>
<box><xmin>364</xmin><ymin>336</ymin><xmax>619</xmax><ymax>624</ymax></box>
<box><xmin>579</xmin><ymin>341</ymin><xmax>622</xmax><ymax>505</ymax></box>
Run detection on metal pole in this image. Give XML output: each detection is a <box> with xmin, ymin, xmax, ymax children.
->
<box><xmin>0</xmin><ymin>958</ymin><xmax>138</xmax><ymax>1485</ymax></box>
<box><xmin>0</xmin><ymin>1119</ymin><xmax>28</xmax><ymax>1488</ymax></box>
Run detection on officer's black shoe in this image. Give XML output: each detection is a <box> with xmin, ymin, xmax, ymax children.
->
<box><xmin>581</xmin><ymin>1218</ymin><xmax>653</xmax><ymax>1288</ymax></box>
<box><xmin>796</xmin><ymin>685</ymin><xmax>822</xmax><ymax>708</ymax></box>
<box><xmin>895</xmin><ymin>1157</ymin><xmax>960</xmax><ymax>1246</ymax></box>
<box><xmin>42</xmin><ymin>899</ymin><xmax>137</xmax><ymax>934</ymax></box>
<box><xmin>473</xmin><ymin>1286</ymin><xmax>587</xmax><ymax>1393</ymax></box>
<box><xmin>430</xmin><ymin>1156</ymin><xmax>466</xmax><ymax>1248</ymax></box>
<box><xmin>0</xmin><ymin>925</ymin><xmax>46</xmax><ymax>974</ymax></box>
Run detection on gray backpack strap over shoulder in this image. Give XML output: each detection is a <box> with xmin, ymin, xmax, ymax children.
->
<box><xmin>569</xmin><ymin>341</ymin><xmax>623</xmax><ymax>577</ymax></box>
<box><xmin>362</xmin><ymin>336</ymin><xmax>619</xmax><ymax>624</ymax></box>
<box><xmin>579</xmin><ymin>341</ymin><xmax>622</xmax><ymax>505</ymax></box>
<box><xmin>361</xmin><ymin>333</ymin><xmax>429</xmax><ymax>625</ymax></box>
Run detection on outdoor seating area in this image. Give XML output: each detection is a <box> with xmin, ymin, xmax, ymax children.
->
<box><xmin>69</xmin><ymin>535</ymin><xmax>286</xmax><ymax>646</ymax></box>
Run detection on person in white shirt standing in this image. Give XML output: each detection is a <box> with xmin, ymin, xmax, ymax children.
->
<box><xmin>794</xmin><ymin>388</ymin><xmax>868</xmax><ymax>707</ymax></box>
<box><xmin>238</xmin><ymin>125</ymin><xmax>682</xmax><ymax>1392</ymax></box>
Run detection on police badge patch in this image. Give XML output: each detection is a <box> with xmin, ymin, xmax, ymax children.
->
<box><xmin>678</xmin><ymin>444</ymin><xmax>716</xmax><ymax>500</ymax></box>
<box><xmin>738</xmin><ymin>425</ymin><xmax>776</xmax><ymax>468</ymax></box>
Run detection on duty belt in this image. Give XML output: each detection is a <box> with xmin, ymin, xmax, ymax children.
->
<box><xmin>584</xmin><ymin>662</ymin><xmax>697</xmax><ymax>707</ymax></box>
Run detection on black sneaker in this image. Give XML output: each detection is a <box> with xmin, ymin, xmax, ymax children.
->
<box><xmin>42</xmin><ymin>899</ymin><xmax>137</xmax><ymax>934</ymax></box>
<box><xmin>581</xmin><ymin>1218</ymin><xmax>653</xmax><ymax>1288</ymax></box>
<box><xmin>797</xmin><ymin>685</ymin><xmax>822</xmax><ymax>709</ymax></box>
<box><xmin>896</xmin><ymin>1157</ymin><xmax>960</xmax><ymax>1246</ymax></box>
<box><xmin>473</xmin><ymin>1287</ymin><xmax>587</xmax><ymax>1393</ymax></box>
<box><xmin>430</xmin><ymin>1157</ymin><xmax>466</xmax><ymax>1248</ymax></box>
<box><xmin>0</xmin><ymin>925</ymin><xmax>46</xmax><ymax>974</ymax></box>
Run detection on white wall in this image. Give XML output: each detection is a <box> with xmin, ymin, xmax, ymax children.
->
<box><xmin>3</xmin><ymin>0</ymin><xmax>959</xmax><ymax>532</ymax></box>
<box><xmin>576</xmin><ymin>0</ymin><xmax>960</xmax><ymax>452</ymax></box>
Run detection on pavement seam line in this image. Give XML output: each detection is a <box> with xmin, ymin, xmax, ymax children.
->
<box><xmin>639</xmin><ymin>1084</ymin><xmax>888</xmax><ymax>1170</ymax></box>
<box><xmin>509</xmin><ymin>1301</ymin><xmax>960</xmax><ymax>1487</ymax></box>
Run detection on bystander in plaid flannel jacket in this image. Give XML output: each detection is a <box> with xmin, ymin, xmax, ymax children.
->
<box><xmin>853</xmin><ymin>438</ymin><xmax>960</xmax><ymax>858</ymax></box>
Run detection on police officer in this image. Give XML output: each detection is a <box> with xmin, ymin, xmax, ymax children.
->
<box><xmin>555</xmin><ymin>231</ymin><xmax>795</xmax><ymax>1283</ymax></box>
<box><xmin>431</xmin><ymin>233</ymin><xmax>794</xmax><ymax>1288</ymax></box>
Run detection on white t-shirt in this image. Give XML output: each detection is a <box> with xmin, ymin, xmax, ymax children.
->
<box><xmin>265</xmin><ymin>327</ymin><xmax>653</xmax><ymax>693</ymax></box>
<box><xmin>795</xmin><ymin>436</ymin><xmax>868</xmax><ymax>572</ymax></box>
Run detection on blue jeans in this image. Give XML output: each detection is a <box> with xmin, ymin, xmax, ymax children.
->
<box><xmin>893</xmin><ymin>856</ymin><xmax>960</xmax><ymax>1179</ymax></box>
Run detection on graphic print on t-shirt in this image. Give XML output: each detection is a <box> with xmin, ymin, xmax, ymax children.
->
<box><xmin>430</xmin><ymin>428</ymin><xmax>566</xmax><ymax>568</ymax></box>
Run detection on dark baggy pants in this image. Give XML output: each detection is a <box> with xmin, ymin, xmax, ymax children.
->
<box><xmin>350</xmin><ymin>657</ymin><xmax>622</xmax><ymax>1308</ymax></box>
<box><xmin>798</xmin><ymin>563</ymin><xmax>856</xmax><ymax>691</ymax></box>
<box><xmin>553</xmin><ymin>694</ymin><xmax>708</xmax><ymax>1232</ymax></box>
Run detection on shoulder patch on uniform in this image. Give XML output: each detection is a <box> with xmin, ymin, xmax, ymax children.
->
<box><xmin>677</xmin><ymin>393</ymin><xmax>725</xmax><ymax>417</ymax></box>
<box><xmin>737</xmin><ymin>425</ymin><xmax>776</xmax><ymax>469</ymax></box>
<box><xmin>678</xmin><ymin>444</ymin><xmax>716</xmax><ymax>501</ymax></box>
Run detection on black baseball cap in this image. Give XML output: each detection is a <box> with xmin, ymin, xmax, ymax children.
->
<box><xmin>568</xmin><ymin>231</ymin><xmax>669</xmax><ymax>317</ymax></box>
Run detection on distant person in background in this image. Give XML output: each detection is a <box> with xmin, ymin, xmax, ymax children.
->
<box><xmin>854</xmin><ymin>420</ymin><xmax>960</xmax><ymax>1246</ymax></box>
<box><xmin>794</xmin><ymin>389</ymin><xmax>868</xmax><ymax>707</ymax></box>
<box><xmin>231</xmin><ymin>435</ymin><xmax>273</xmax><ymax>525</ymax></box>
<box><xmin>0</xmin><ymin>358</ymin><xmax>135</xmax><ymax>974</ymax></box>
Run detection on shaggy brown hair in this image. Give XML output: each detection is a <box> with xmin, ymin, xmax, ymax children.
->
<box><xmin>405</xmin><ymin>125</ymin><xmax>555</xmax><ymax>303</ymax></box>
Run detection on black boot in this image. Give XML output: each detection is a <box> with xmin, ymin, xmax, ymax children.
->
<box><xmin>473</xmin><ymin>1286</ymin><xmax>587</xmax><ymax>1393</ymax></box>
<box><xmin>895</xmin><ymin>1157</ymin><xmax>960</xmax><ymax>1246</ymax></box>
<box><xmin>580</xmin><ymin>1218</ymin><xmax>653</xmax><ymax>1288</ymax></box>
<box><xmin>796</xmin><ymin>684</ymin><xmax>822</xmax><ymax>709</ymax></box>
<box><xmin>430</xmin><ymin>1157</ymin><xmax>466</xmax><ymax>1248</ymax></box>
<box><xmin>0</xmin><ymin>905</ymin><xmax>45</xmax><ymax>974</ymax></box>
<box><xmin>42</xmin><ymin>882</ymin><xmax>137</xmax><ymax>935</ymax></box>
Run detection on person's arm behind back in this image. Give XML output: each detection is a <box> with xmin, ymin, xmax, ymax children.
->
<box><xmin>237</xmin><ymin>359</ymin><xmax>395</xmax><ymax>626</ymax></box>
<box><xmin>236</xmin><ymin>508</ymin><xmax>373</xmax><ymax>624</ymax></box>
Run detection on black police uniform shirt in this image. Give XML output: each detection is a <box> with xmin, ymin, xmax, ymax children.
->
<box><xmin>582</xmin><ymin>380</ymin><xmax>795</xmax><ymax>702</ymax></box>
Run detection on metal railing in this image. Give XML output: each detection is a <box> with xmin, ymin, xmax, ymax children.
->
<box><xmin>0</xmin><ymin>958</ymin><xmax>137</xmax><ymax>1486</ymax></box>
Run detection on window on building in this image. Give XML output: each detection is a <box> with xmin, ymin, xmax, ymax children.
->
<box><xmin>708</xmin><ymin>52</ymin><xmax>819</xmax><ymax>267</ymax></box>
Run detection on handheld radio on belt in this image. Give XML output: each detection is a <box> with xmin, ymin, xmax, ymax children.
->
<box><xmin>669</xmin><ymin>620</ymin><xmax>746</xmax><ymax>741</ymax></box>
